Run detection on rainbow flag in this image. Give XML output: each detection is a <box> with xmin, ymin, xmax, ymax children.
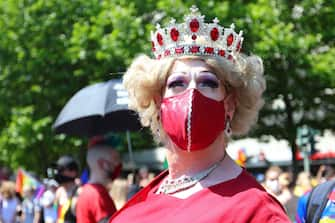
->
<box><xmin>15</xmin><ymin>168</ymin><xmax>42</xmax><ymax>197</ymax></box>
<box><xmin>236</xmin><ymin>148</ymin><xmax>247</xmax><ymax>167</ymax></box>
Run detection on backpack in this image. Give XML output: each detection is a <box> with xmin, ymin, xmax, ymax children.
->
<box><xmin>97</xmin><ymin>215</ymin><xmax>112</xmax><ymax>223</ymax></box>
<box><xmin>306</xmin><ymin>180</ymin><xmax>335</xmax><ymax>223</ymax></box>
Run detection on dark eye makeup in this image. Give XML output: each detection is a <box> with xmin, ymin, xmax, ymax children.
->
<box><xmin>167</xmin><ymin>80</ymin><xmax>185</xmax><ymax>88</ymax></box>
<box><xmin>198</xmin><ymin>73</ymin><xmax>219</xmax><ymax>88</ymax></box>
<box><xmin>167</xmin><ymin>75</ymin><xmax>186</xmax><ymax>89</ymax></box>
<box><xmin>166</xmin><ymin>71</ymin><xmax>220</xmax><ymax>89</ymax></box>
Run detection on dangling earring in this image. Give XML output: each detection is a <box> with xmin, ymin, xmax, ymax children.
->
<box><xmin>224</xmin><ymin>116</ymin><xmax>232</xmax><ymax>137</ymax></box>
<box><xmin>156</xmin><ymin>127</ymin><xmax>161</xmax><ymax>138</ymax></box>
<box><xmin>156</xmin><ymin>114</ymin><xmax>161</xmax><ymax>138</ymax></box>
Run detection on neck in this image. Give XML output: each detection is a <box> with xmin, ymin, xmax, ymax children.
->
<box><xmin>166</xmin><ymin>133</ymin><xmax>226</xmax><ymax>179</ymax></box>
<box><xmin>88</xmin><ymin>171</ymin><xmax>109</xmax><ymax>186</ymax></box>
<box><xmin>62</xmin><ymin>182</ymin><xmax>76</xmax><ymax>191</ymax></box>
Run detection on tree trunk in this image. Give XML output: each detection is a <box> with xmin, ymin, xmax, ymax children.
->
<box><xmin>283</xmin><ymin>93</ymin><xmax>299</xmax><ymax>179</ymax></box>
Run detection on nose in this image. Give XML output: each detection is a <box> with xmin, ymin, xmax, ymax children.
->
<box><xmin>187</xmin><ymin>80</ymin><xmax>197</xmax><ymax>89</ymax></box>
<box><xmin>186</xmin><ymin>72</ymin><xmax>197</xmax><ymax>90</ymax></box>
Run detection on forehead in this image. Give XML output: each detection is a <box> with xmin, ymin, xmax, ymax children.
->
<box><xmin>170</xmin><ymin>59</ymin><xmax>211</xmax><ymax>73</ymax></box>
<box><xmin>267</xmin><ymin>171</ymin><xmax>280</xmax><ymax>178</ymax></box>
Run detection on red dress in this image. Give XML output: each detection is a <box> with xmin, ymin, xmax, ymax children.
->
<box><xmin>76</xmin><ymin>183</ymin><xmax>117</xmax><ymax>223</ymax></box>
<box><xmin>110</xmin><ymin>169</ymin><xmax>290</xmax><ymax>223</ymax></box>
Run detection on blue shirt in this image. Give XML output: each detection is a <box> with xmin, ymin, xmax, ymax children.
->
<box><xmin>296</xmin><ymin>188</ymin><xmax>335</xmax><ymax>222</ymax></box>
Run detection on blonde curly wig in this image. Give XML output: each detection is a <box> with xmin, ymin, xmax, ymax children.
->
<box><xmin>123</xmin><ymin>54</ymin><xmax>265</xmax><ymax>144</ymax></box>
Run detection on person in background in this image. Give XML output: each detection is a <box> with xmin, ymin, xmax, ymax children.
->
<box><xmin>126</xmin><ymin>170</ymin><xmax>141</xmax><ymax>201</ymax></box>
<box><xmin>110</xmin><ymin>5</ymin><xmax>290</xmax><ymax>222</ymax></box>
<box><xmin>262</xmin><ymin>166</ymin><xmax>283</xmax><ymax>196</ymax></box>
<box><xmin>0</xmin><ymin>181</ymin><xmax>20</xmax><ymax>223</ymax></box>
<box><xmin>76</xmin><ymin>136</ymin><xmax>121</xmax><ymax>223</ymax></box>
<box><xmin>277</xmin><ymin>172</ymin><xmax>298</xmax><ymax>221</ymax></box>
<box><xmin>54</xmin><ymin>155</ymin><xmax>80</xmax><ymax>223</ymax></box>
<box><xmin>20</xmin><ymin>186</ymin><xmax>40</xmax><ymax>223</ymax></box>
<box><xmin>277</xmin><ymin>172</ymin><xmax>292</xmax><ymax>204</ymax></box>
<box><xmin>40</xmin><ymin>190</ymin><xmax>57</xmax><ymax>223</ymax></box>
<box><xmin>138</xmin><ymin>166</ymin><xmax>150</xmax><ymax>188</ymax></box>
<box><xmin>296</xmin><ymin>171</ymin><xmax>335</xmax><ymax>223</ymax></box>
<box><xmin>126</xmin><ymin>167</ymin><xmax>154</xmax><ymax>201</ymax></box>
<box><xmin>293</xmin><ymin>171</ymin><xmax>313</xmax><ymax>197</ymax></box>
<box><xmin>109</xmin><ymin>178</ymin><xmax>128</xmax><ymax>210</ymax></box>
<box><xmin>39</xmin><ymin>179</ymin><xmax>58</xmax><ymax>223</ymax></box>
<box><xmin>315</xmin><ymin>165</ymin><xmax>335</xmax><ymax>185</ymax></box>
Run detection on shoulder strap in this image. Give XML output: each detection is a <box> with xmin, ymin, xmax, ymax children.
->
<box><xmin>97</xmin><ymin>215</ymin><xmax>111</xmax><ymax>223</ymax></box>
<box><xmin>64</xmin><ymin>185</ymin><xmax>79</xmax><ymax>222</ymax></box>
<box><xmin>306</xmin><ymin>180</ymin><xmax>335</xmax><ymax>223</ymax></box>
<box><xmin>70</xmin><ymin>185</ymin><xmax>79</xmax><ymax>198</ymax></box>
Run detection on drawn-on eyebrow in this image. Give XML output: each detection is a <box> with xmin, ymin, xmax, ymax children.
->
<box><xmin>170</xmin><ymin>69</ymin><xmax>215</xmax><ymax>75</ymax></box>
<box><xmin>169</xmin><ymin>71</ymin><xmax>188</xmax><ymax>76</ymax></box>
<box><xmin>198</xmin><ymin>69</ymin><xmax>214</xmax><ymax>73</ymax></box>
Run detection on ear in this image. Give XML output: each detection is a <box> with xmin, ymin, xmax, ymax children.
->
<box><xmin>97</xmin><ymin>158</ymin><xmax>106</xmax><ymax>170</ymax></box>
<box><xmin>224</xmin><ymin>91</ymin><xmax>237</xmax><ymax>119</ymax></box>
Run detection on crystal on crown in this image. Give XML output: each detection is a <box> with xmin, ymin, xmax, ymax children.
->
<box><xmin>151</xmin><ymin>5</ymin><xmax>244</xmax><ymax>60</ymax></box>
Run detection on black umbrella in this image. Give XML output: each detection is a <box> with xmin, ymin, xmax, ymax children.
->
<box><xmin>53</xmin><ymin>79</ymin><xmax>142</xmax><ymax>137</ymax></box>
<box><xmin>53</xmin><ymin>79</ymin><xmax>142</xmax><ymax>166</ymax></box>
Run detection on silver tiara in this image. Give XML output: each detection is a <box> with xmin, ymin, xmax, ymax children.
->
<box><xmin>150</xmin><ymin>5</ymin><xmax>244</xmax><ymax>61</ymax></box>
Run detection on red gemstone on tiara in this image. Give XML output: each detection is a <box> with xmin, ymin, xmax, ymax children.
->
<box><xmin>228</xmin><ymin>54</ymin><xmax>233</xmax><ymax>60</ymax></box>
<box><xmin>157</xmin><ymin>33</ymin><xmax>163</xmax><ymax>46</ymax></box>
<box><xmin>205</xmin><ymin>47</ymin><xmax>214</xmax><ymax>54</ymax></box>
<box><xmin>175</xmin><ymin>47</ymin><xmax>184</xmax><ymax>54</ymax></box>
<box><xmin>227</xmin><ymin>34</ymin><xmax>234</xmax><ymax>46</ymax></box>
<box><xmin>218</xmin><ymin>50</ymin><xmax>225</xmax><ymax>57</ymax></box>
<box><xmin>189</xmin><ymin>19</ymin><xmax>199</xmax><ymax>32</ymax></box>
<box><xmin>164</xmin><ymin>50</ymin><xmax>171</xmax><ymax>56</ymax></box>
<box><xmin>210</xmin><ymin>27</ymin><xmax>219</xmax><ymax>41</ymax></box>
<box><xmin>170</xmin><ymin>28</ymin><xmax>179</xmax><ymax>41</ymax></box>
<box><xmin>190</xmin><ymin>46</ymin><xmax>200</xmax><ymax>53</ymax></box>
<box><xmin>192</xmin><ymin>34</ymin><xmax>197</xmax><ymax>40</ymax></box>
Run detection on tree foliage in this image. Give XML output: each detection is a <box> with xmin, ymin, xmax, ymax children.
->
<box><xmin>0</xmin><ymin>0</ymin><xmax>334</xmax><ymax>175</ymax></box>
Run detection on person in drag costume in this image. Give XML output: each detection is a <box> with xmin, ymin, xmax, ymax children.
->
<box><xmin>110</xmin><ymin>6</ymin><xmax>290</xmax><ymax>223</ymax></box>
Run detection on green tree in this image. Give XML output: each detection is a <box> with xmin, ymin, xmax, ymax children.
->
<box><xmin>246</xmin><ymin>0</ymin><xmax>335</xmax><ymax>174</ymax></box>
<box><xmin>0</xmin><ymin>0</ymin><xmax>153</xmax><ymax>174</ymax></box>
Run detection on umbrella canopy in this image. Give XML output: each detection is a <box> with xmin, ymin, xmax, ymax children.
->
<box><xmin>53</xmin><ymin>79</ymin><xmax>142</xmax><ymax>137</ymax></box>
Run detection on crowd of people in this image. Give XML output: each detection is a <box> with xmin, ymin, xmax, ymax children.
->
<box><xmin>261</xmin><ymin>164</ymin><xmax>335</xmax><ymax>221</ymax></box>
<box><xmin>0</xmin><ymin>161</ymin><xmax>334</xmax><ymax>222</ymax></box>
<box><xmin>262</xmin><ymin>165</ymin><xmax>335</xmax><ymax>223</ymax></box>
<box><xmin>0</xmin><ymin>135</ymin><xmax>152</xmax><ymax>223</ymax></box>
<box><xmin>0</xmin><ymin>173</ymin><xmax>58</xmax><ymax>223</ymax></box>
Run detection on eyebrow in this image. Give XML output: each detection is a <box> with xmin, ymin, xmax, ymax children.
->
<box><xmin>170</xmin><ymin>70</ymin><xmax>215</xmax><ymax>75</ymax></box>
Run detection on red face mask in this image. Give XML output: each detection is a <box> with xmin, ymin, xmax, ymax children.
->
<box><xmin>160</xmin><ymin>89</ymin><xmax>227</xmax><ymax>152</ymax></box>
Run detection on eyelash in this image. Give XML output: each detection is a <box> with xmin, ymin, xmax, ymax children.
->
<box><xmin>167</xmin><ymin>79</ymin><xmax>219</xmax><ymax>89</ymax></box>
<box><xmin>200</xmin><ymin>79</ymin><xmax>219</xmax><ymax>88</ymax></box>
<box><xmin>167</xmin><ymin>80</ymin><xmax>185</xmax><ymax>88</ymax></box>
